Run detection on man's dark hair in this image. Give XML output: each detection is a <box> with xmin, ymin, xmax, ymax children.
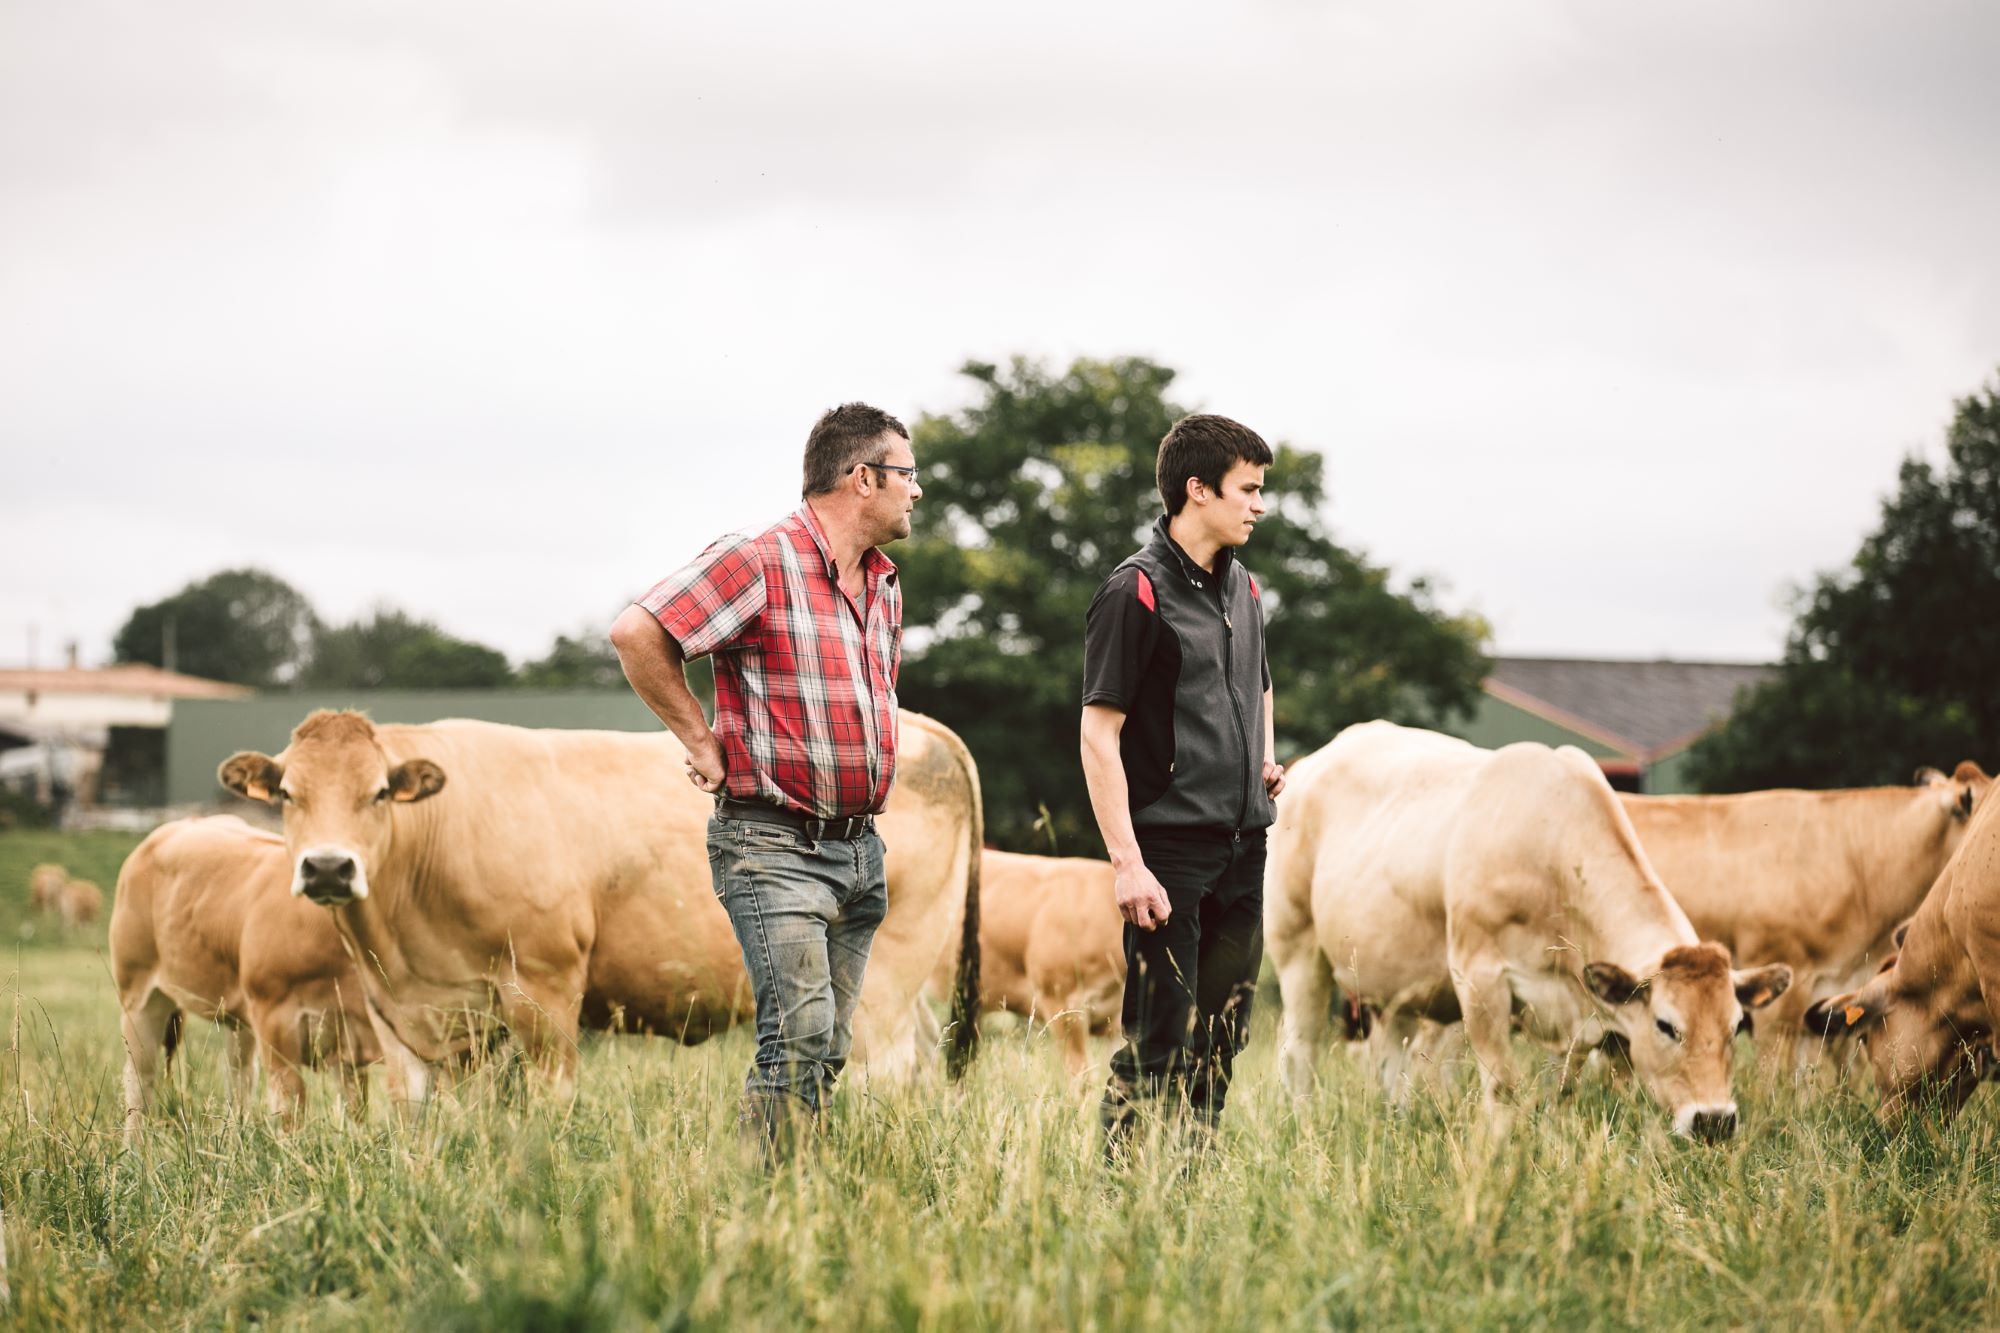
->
<box><xmin>802</xmin><ymin>402</ymin><xmax>909</xmax><ymax>498</ymax></box>
<box><xmin>1156</xmin><ymin>414</ymin><xmax>1273</xmax><ymax>516</ymax></box>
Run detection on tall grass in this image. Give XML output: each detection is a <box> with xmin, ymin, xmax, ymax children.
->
<box><xmin>5</xmin><ymin>829</ymin><xmax>2000</xmax><ymax>1329</ymax></box>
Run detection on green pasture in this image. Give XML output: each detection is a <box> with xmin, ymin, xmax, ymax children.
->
<box><xmin>4</xmin><ymin>830</ymin><xmax>2000</xmax><ymax>1330</ymax></box>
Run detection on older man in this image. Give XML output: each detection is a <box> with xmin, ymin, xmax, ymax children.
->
<box><xmin>612</xmin><ymin>402</ymin><xmax>921</xmax><ymax>1159</ymax></box>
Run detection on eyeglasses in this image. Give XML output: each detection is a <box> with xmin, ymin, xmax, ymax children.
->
<box><xmin>860</xmin><ymin>462</ymin><xmax>920</xmax><ymax>485</ymax></box>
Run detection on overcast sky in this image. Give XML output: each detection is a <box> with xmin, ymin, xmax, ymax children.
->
<box><xmin>4</xmin><ymin>0</ymin><xmax>1996</xmax><ymax>671</ymax></box>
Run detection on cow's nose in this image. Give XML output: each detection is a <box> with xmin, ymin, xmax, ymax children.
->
<box><xmin>302</xmin><ymin>852</ymin><xmax>356</xmax><ymax>883</ymax></box>
<box><xmin>1690</xmin><ymin>1107</ymin><xmax>1737</xmax><ymax>1142</ymax></box>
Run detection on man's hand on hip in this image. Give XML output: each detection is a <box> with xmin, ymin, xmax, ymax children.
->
<box><xmin>686</xmin><ymin>735</ymin><xmax>727</xmax><ymax>794</ymax></box>
<box><xmin>1115</xmin><ymin>860</ymin><xmax>1173</xmax><ymax>932</ymax></box>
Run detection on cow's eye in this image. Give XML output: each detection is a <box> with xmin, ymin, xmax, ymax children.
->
<box><xmin>1655</xmin><ymin>1018</ymin><xmax>1681</xmax><ymax>1042</ymax></box>
<box><xmin>373</xmin><ymin>787</ymin><xmax>391</xmax><ymax>804</ymax></box>
<box><xmin>276</xmin><ymin>790</ymin><xmax>292</xmax><ymax>804</ymax></box>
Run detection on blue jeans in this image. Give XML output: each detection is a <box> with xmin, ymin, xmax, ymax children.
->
<box><xmin>706</xmin><ymin>813</ymin><xmax>888</xmax><ymax>1154</ymax></box>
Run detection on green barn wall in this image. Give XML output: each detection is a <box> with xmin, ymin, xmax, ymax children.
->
<box><xmin>1445</xmin><ymin>693</ymin><xmax>1628</xmax><ymax>762</ymax></box>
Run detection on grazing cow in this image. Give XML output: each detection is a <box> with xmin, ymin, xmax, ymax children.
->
<box><xmin>1622</xmin><ymin>762</ymin><xmax>1990</xmax><ymax>1069</ymax></box>
<box><xmin>1266</xmin><ymin>722</ymin><xmax>1790</xmax><ymax>1139</ymax></box>
<box><xmin>962</xmin><ymin>851</ymin><xmax>1124</xmax><ymax>1079</ymax></box>
<box><xmin>57</xmin><ymin>877</ymin><xmax>102</xmax><ymax>929</ymax></box>
<box><xmin>27</xmin><ymin>863</ymin><xmax>65</xmax><ymax>914</ymax></box>
<box><xmin>218</xmin><ymin>709</ymin><xmax>982</xmax><ymax>1107</ymax></box>
<box><xmin>111</xmin><ymin>815</ymin><xmax>380</xmax><ymax>1136</ymax></box>
<box><xmin>1805</xmin><ymin>777</ymin><xmax>2000</xmax><ymax>1121</ymax></box>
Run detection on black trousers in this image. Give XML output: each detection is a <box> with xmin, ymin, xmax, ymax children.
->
<box><xmin>1102</xmin><ymin>826</ymin><xmax>1266</xmax><ymax>1139</ymax></box>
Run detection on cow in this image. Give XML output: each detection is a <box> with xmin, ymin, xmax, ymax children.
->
<box><xmin>1266</xmin><ymin>721</ymin><xmax>1791</xmax><ymax>1139</ymax></box>
<box><xmin>955</xmin><ymin>850</ymin><xmax>1124</xmax><ymax>1080</ymax></box>
<box><xmin>57</xmin><ymin>877</ymin><xmax>102</xmax><ymax>929</ymax></box>
<box><xmin>1805</xmin><ymin>774</ymin><xmax>2000</xmax><ymax>1121</ymax></box>
<box><xmin>111</xmin><ymin>815</ymin><xmax>380</xmax><ymax>1138</ymax></box>
<box><xmin>217</xmin><ymin>709</ymin><xmax>983</xmax><ymax>1109</ymax></box>
<box><xmin>1622</xmin><ymin>762</ymin><xmax>1990</xmax><ymax>1070</ymax></box>
<box><xmin>27</xmin><ymin>863</ymin><xmax>65</xmax><ymax>914</ymax></box>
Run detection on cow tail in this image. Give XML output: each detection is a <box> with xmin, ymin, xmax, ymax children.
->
<box><xmin>944</xmin><ymin>730</ymin><xmax>983</xmax><ymax>1081</ymax></box>
<box><xmin>162</xmin><ymin>1010</ymin><xmax>183</xmax><ymax>1068</ymax></box>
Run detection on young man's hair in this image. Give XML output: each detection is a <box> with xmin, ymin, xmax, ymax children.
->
<box><xmin>801</xmin><ymin>402</ymin><xmax>910</xmax><ymax>498</ymax></box>
<box><xmin>1156</xmin><ymin>414</ymin><xmax>1273</xmax><ymax>516</ymax></box>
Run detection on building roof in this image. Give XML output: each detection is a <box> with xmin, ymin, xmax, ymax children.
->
<box><xmin>0</xmin><ymin>665</ymin><xmax>254</xmax><ymax>700</ymax></box>
<box><xmin>1485</xmin><ymin>657</ymin><xmax>1774</xmax><ymax>761</ymax></box>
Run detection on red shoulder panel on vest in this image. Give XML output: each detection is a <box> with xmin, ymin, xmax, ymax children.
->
<box><xmin>1135</xmin><ymin>570</ymin><xmax>1156</xmax><ymax>611</ymax></box>
<box><xmin>1248</xmin><ymin>573</ymin><xmax>1260</xmax><ymax>600</ymax></box>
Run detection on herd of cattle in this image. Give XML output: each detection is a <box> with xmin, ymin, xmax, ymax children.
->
<box><xmin>74</xmin><ymin>708</ymin><xmax>1998</xmax><ymax>1144</ymax></box>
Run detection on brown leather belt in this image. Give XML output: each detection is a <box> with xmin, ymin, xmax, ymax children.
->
<box><xmin>717</xmin><ymin>798</ymin><xmax>874</xmax><ymax>842</ymax></box>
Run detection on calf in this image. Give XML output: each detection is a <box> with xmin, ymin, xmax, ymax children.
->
<box><xmin>111</xmin><ymin>815</ymin><xmax>379</xmax><ymax>1137</ymax></box>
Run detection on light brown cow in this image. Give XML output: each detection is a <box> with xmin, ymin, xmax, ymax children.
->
<box><xmin>111</xmin><ymin>815</ymin><xmax>381</xmax><ymax>1137</ymax></box>
<box><xmin>57</xmin><ymin>877</ymin><xmax>102</xmax><ymax>929</ymax></box>
<box><xmin>1805</xmin><ymin>775</ymin><xmax>2000</xmax><ymax>1121</ymax></box>
<box><xmin>962</xmin><ymin>850</ymin><xmax>1123</xmax><ymax>1079</ymax></box>
<box><xmin>1267</xmin><ymin>721</ymin><xmax>1790</xmax><ymax>1139</ymax></box>
<box><xmin>27</xmin><ymin>863</ymin><xmax>65</xmax><ymax>914</ymax></box>
<box><xmin>218</xmin><ymin>709</ymin><xmax>983</xmax><ymax>1108</ymax></box>
<box><xmin>1622</xmin><ymin>762</ymin><xmax>1990</xmax><ymax>1070</ymax></box>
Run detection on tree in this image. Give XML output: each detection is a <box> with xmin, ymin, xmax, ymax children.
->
<box><xmin>112</xmin><ymin>568</ymin><xmax>319</xmax><ymax>687</ymax></box>
<box><xmin>305</xmin><ymin>608</ymin><xmax>515</xmax><ymax>690</ymax></box>
<box><xmin>519</xmin><ymin>628</ymin><xmax>627</xmax><ymax>690</ymax></box>
<box><xmin>1688</xmin><ymin>374</ymin><xmax>2000</xmax><ymax>791</ymax></box>
<box><xmin>898</xmin><ymin>356</ymin><xmax>1490</xmax><ymax>853</ymax></box>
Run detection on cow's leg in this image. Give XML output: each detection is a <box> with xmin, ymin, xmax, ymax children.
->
<box><xmin>1455</xmin><ymin>961</ymin><xmax>1520</xmax><ymax>1133</ymax></box>
<box><xmin>1369</xmin><ymin>1002</ymin><xmax>1424</xmax><ymax>1104</ymax></box>
<box><xmin>224</xmin><ymin>1021</ymin><xmax>258</xmax><ymax>1113</ymax></box>
<box><xmin>498</xmin><ymin>976</ymin><xmax>583</xmax><ymax>1102</ymax></box>
<box><xmin>249</xmin><ymin>1009</ymin><xmax>308</xmax><ymax>1127</ymax></box>
<box><xmin>363</xmin><ymin>1003</ymin><xmax>433</xmax><ymax>1121</ymax></box>
<box><xmin>119</xmin><ymin>989</ymin><xmax>179</xmax><ymax>1144</ymax></box>
<box><xmin>1274</xmin><ymin>948</ymin><xmax>1337</xmax><ymax>1100</ymax></box>
<box><xmin>1048</xmin><ymin>1003</ymin><xmax>1093</xmax><ymax>1084</ymax></box>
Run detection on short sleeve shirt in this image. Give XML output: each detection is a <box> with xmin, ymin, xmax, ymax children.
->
<box><xmin>638</xmin><ymin>504</ymin><xmax>901</xmax><ymax>816</ymax></box>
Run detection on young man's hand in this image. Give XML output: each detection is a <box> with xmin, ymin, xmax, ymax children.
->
<box><xmin>1264</xmin><ymin>759</ymin><xmax>1287</xmax><ymax>799</ymax></box>
<box><xmin>685</xmin><ymin>735</ymin><xmax>728</xmax><ymax>793</ymax></box>
<box><xmin>1115</xmin><ymin>861</ymin><xmax>1174</xmax><ymax>931</ymax></box>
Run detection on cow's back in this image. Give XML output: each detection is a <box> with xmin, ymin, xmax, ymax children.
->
<box><xmin>1268</xmin><ymin>721</ymin><xmax>1491</xmax><ymax>1005</ymax></box>
<box><xmin>112</xmin><ymin>816</ymin><xmax>281</xmax><ymax>1020</ymax></box>
<box><xmin>978</xmin><ymin>850</ymin><xmax>1063</xmax><ymax>1015</ymax></box>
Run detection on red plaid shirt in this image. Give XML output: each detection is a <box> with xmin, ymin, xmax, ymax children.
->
<box><xmin>638</xmin><ymin>503</ymin><xmax>901</xmax><ymax>816</ymax></box>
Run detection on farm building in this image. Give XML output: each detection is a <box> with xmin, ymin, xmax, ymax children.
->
<box><xmin>0</xmin><ymin>662</ymin><xmax>253</xmax><ymax>808</ymax></box>
<box><xmin>1453</xmin><ymin>656</ymin><xmax>1774</xmax><ymax>793</ymax></box>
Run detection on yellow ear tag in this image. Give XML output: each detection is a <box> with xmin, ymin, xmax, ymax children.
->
<box><xmin>246</xmin><ymin>782</ymin><xmax>271</xmax><ymax>802</ymax></box>
<box><xmin>1844</xmin><ymin>1005</ymin><xmax>1866</xmax><ymax>1027</ymax></box>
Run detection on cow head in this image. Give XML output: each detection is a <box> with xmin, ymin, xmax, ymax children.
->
<box><xmin>218</xmin><ymin>710</ymin><xmax>446</xmax><ymax>905</ymax></box>
<box><xmin>1584</xmin><ymin>942</ymin><xmax>1791</xmax><ymax>1141</ymax></box>
<box><xmin>1916</xmin><ymin>761</ymin><xmax>1991</xmax><ymax>827</ymax></box>
<box><xmin>1804</xmin><ymin>969</ymin><xmax>1991</xmax><ymax>1121</ymax></box>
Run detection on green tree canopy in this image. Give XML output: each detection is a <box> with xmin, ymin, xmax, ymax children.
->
<box><xmin>305</xmin><ymin>608</ymin><xmax>514</xmax><ymax>690</ymax></box>
<box><xmin>112</xmin><ymin>568</ymin><xmax>319</xmax><ymax>687</ymax></box>
<box><xmin>898</xmin><ymin>355</ymin><xmax>1490</xmax><ymax>853</ymax></box>
<box><xmin>519</xmin><ymin>629</ymin><xmax>628</xmax><ymax>690</ymax></box>
<box><xmin>1688</xmin><ymin>374</ymin><xmax>2000</xmax><ymax>790</ymax></box>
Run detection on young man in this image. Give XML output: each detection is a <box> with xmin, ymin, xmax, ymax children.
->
<box><xmin>610</xmin><ymin>402</ymin><xmax>920</xmax><ymax>1160</ymax></box>
<box><xmin>1080</xmin><ymin>413</ymin><xmax>1286</xmax><ymax>1150</ymax></box>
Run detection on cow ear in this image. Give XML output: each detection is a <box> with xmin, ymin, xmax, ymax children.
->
<box><xmin>1914</xmin><ymin>766</ymin><xmax>1947</xmax><ymax>786</ymax></box>
<box><xmin>1585</xmin><ymin>961</ymin><xmax>1650</xmax><ymax>1006</ymax></box>
<box><xmin>388</xmin><ymin>758</ymin><xmax>446</xmax><ymax>803</ymax></box>
<box><xmin>219</xmin><ymin>752</ymin><xmax>283</xmax><ymax>804</ymax></box>
<box><xmin>1804</xmin><ymin>984</ymin><xmax>1887</xmax><ymax>1036</ymax></box>
<box><xmin>1733</xmin><ymin>963</ymin><xmax>1792</xmax><ymax>1010</ymax></box>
